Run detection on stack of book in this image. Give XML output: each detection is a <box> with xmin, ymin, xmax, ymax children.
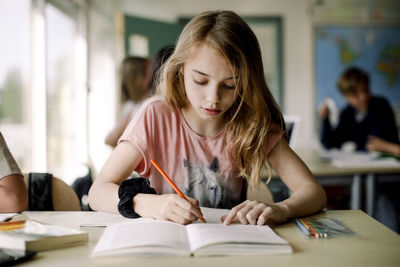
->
<box><xmin>0</xmin><ymin>214</ymin><xmax>88</xmax><ymax>252</ymax></box>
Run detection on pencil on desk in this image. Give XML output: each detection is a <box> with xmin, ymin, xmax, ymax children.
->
<box><xmin>309</xmin><ymin>219</ymin><xmax>328</xmax><ymax>238</ymax></box>
<box><xmin>294</xmin><ymin>219</ymin><xmax>313</xmax><ymax>237</ymax></box>
<box><xmin>150</xmin><ymin>159</ymin><xmax>207</xmax><ymax>223</ymax></box>
<box><xmin>0</xmin><ymin>220</ymin><xmax>26</xmax><ymax>231</ymax></box>
<box><xmin>300</xmin><ymin>219</ymin><xmax>320</xmax><ymax>238</ymax></box>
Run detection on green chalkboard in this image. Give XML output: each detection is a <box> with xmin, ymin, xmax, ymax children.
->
<box><xmin>124</xmin><ymin>15</ymin><xmax>183</xmax><ymax>58</ymax></box>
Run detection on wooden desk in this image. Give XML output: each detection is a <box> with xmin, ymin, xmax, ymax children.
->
<box><xmin>17</xmin><ymin>210</ymin><xmax>400</xmax><ymax>267</ymax></box>
<box><xmin>294</xmin><ymin>149</ymin><xmax>400</xmax><ymax>215</ymax></box>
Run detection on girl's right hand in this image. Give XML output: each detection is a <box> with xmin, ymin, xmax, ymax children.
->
<box><xmin>133</xmin><ymin>193</ymin><xmax>203</xmax><ymax>225</ymax></box>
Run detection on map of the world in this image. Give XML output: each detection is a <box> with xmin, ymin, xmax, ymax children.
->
<box><xmin>315</xmin><ymin>25</ymin><xmax>400</xmax><ymax>111</ymax></box>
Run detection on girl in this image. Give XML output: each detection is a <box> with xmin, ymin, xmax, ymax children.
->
<box><xmin>105</xmin><ymin>56</ymin><xmax>151</xmax><ymax>148</ymax></box>
<box><xmin>89</xmin><ymin>10</ymin><xmax>326</xmax><ymax>225</ymax></box>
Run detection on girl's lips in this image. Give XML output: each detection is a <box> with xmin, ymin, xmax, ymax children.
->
<box><xmin>203</xmin><ymin>108</ymin><xmax>221</xmax><ymax>116</ymax></box>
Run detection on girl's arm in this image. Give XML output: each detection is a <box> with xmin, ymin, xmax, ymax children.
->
<box><xmin>267</xmin><ymin>139</ymin><xmax>327</xmax><ymax>218</ymax></box>
<box><xmin>88</xmin><ymin>141</ymin><xmax>141</xmax><ymax>213</ymax></box>
<box><xmin>88</xmin><ymin>141</ymin><xmax>203</xmax><ymax>224</ymax></box>
<box><xmin>0</xmin><ymin>174</ymin><xmax>28</xmax><ymax>212</ymax></box>
<box><xmin>223</xmin><ymin>139</ymin><xmax>327</xmax><ymax>225</ymax></box>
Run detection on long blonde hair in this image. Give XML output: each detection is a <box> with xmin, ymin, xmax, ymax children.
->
<box><xmin>158</xmin><ymin>10</ymin><xmax>284</xmax><ymax>188</ymax></box>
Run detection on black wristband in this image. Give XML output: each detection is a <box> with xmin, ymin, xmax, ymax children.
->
<box><xmin>117</xmin><ymin>178</ymin><xmax>156</xmax><ymax>219</ymax></box>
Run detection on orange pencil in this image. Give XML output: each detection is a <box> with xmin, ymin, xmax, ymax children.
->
<box><xmin>0</xmin><ymin>220</ymin><xmax>26</xmax><ymax>231</ymax></box>
<box><xmin>151</xmin><ymin>159</ymin><xmax>206</xmax><ymax>223</ymax></box>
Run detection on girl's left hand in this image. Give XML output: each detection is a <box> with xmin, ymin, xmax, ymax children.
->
<box><xmin>221</xmin><ymin>200</ymin><xmax>289</xmax><ymax>226</ymax></box>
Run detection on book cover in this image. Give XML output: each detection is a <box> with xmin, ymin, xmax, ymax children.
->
<box><xmin>0</xmin><ymin>220</ymin><xmax>88</xmax><ymax>251</ymax></box>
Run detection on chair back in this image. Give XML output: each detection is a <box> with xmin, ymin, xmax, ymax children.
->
<box><xmin>23</xmin><ymin>173</ymin><xmax>81</xmax><ymax>211</ymax></box>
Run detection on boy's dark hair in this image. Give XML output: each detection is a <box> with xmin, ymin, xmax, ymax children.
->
<box><xmin>337</xmin><ymin>67</ymin><xmax>370</xmax><ymax>95</ymax></box>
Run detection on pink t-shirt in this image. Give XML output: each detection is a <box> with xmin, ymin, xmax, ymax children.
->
<box><xmin>120</xmin><ymin>96</ymin><xmax>282</xmax><ymax>208</ymax></box>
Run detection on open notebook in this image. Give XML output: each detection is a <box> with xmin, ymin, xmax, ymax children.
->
<box><xmin>91</xmin><ymin>208</ymin><xmax>292</xmax><ymax>257</ymax></box>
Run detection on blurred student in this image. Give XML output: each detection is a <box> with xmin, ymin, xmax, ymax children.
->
<box><xmin>0</xmin><ymin>131</ymin><xmax>28</xmax><ymax>212</ymax></box>
<box><xmin>148</xmin><ymin>45</ymin><xmax>175</xmax><ymax>95</ymax></box>
<box><xmin>319</xmin><ymin>67</ymin><xmax>399</xmax><ymax>151</ymax></box>
<box><xmin>105</xmin><ymin>56</ymin><xmax>151</xmax><ymax>148</ymax></box>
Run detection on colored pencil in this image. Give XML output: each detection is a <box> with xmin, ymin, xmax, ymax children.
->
<box><xmin>294</xmin><ymin>219</ymin><xmax>313</xmax><ymax>237</ymax></box>
<box><xmin>309</xmin><ymin>219</ymin><xmax>328</xmax><ymax>237</ymax></box>
<box><xmin>300</xmin><ymin>218</ymin><xmax>320</xmax><ymax>238</ymax></box>
<box><xmin>151</xmin><ymin>159</ymin><xmax>206</xmax><ymax>223</ymax></box>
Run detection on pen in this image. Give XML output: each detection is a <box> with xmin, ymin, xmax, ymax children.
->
<box><xmin>150</xmin><ymin>159</ymin><xmax>207</xmax><ymax>223</ymax></box>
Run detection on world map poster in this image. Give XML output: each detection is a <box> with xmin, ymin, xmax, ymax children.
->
<box><xmin>314</xmin><ymin>25</ymin><xmax>400</xmax><ymax>119</ymax></box>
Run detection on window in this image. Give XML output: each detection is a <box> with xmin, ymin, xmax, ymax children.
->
<box><xmin>0</xmin><ymin>0</ymin><xmax>31</xmax><ymax>170</ymax></box>
<box><xmin>45</xmin><ymin>0</ymin><xmax>88</xmax><ymax>184</ymax></box>
<box><xmin>0</xmin><ymin>0</ymin><xmax>88</xmax><ymax>184</ymax></box>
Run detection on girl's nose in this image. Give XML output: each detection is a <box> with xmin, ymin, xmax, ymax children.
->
<box><xmin>206</xmin><ymin>84</ymin><xmax>221</xmax><ymax>104</ymax></box>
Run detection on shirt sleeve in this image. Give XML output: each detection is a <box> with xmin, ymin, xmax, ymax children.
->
<box><xmin>0</xmin><ymin>132</ymin><xmax>22</xmax><ymax>179</ymax></box>
<box><xmin>118</xmin><ymin>98</ymin><xmax>160</xmax><ymax>175</ymax></box>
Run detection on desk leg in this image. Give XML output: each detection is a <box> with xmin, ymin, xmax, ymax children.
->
<box><xmin>366</xmin><ymin>173</ymin><xmax>375</xmax><ymax>216</ymax></box>
<box><xmin>351</xmin><ymin>174</ymin><xmax>361</xmax><ymax>210</ymax></box>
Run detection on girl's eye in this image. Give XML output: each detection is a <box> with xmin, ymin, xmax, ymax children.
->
<box><xmin>194</xmin><ymin>79</ymin><xmax>207</xmax><ymax>85</ymax></box>
<box><xmin>224</xmin><ymin>84</ymin><xmax>235</xmax><ymax>89</ymax></box>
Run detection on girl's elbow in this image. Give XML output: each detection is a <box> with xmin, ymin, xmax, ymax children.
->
<box><xmin>317</xmin><ymin>186</ymin><xmax>327</xmax><ymax>210</ymax></box>
<box><xmin>15</xmin><ymin>196</ymin><xmax>28</xmax><ymax>212</ymax></box>
<box><xmin>0</xmin><ymin>191</ymin><xmax>28</xmax><ymax>212</ymax></box>
<box><xmin>87</xmin><ymin>185</ymin><xmax>100</xmax><ymax>211</ymax></box>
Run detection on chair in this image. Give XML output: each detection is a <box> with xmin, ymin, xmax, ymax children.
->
<box><xmin>23</xmin><ymin>173</ymin><xmax>81</xmax><ymax>211</ymax></box>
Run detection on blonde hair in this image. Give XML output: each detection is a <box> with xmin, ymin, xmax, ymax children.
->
<box><xmin>158</xmin><ymin>10</ymin><xmax>284</xmax><ymax>188</ymax></box>
<box><xmin>121</xmin><ymin>56</ymin><xmax>150</xmax><ymax>103</ymax></box>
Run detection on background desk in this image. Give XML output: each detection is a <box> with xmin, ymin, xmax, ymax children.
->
<box><xmin>294</xmin><ymin>149</ymin><xmax>400</xmax><ymax>215</ymax></box>
<box><xmin>17</xmin><ymin>210</ymin><xmax>400</xmax><ymax>267</ymax></box>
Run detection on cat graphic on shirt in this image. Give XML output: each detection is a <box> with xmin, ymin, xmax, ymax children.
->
<box><xmin>183</xmin><ymin>157</ymin><xmax>224</xmax><ymax>208</ymax></box>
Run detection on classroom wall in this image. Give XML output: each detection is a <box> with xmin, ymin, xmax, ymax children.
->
<box><xmin>87</xmin><ymin>0</ymin><xmax>400</xmax><ymax>172</ymax></box>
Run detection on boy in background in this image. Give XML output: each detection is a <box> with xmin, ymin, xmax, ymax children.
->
<box><xmin>319</xmin><ymin>67</ymin><xmax>399</xmax><ymax>151</ymax></box>
<box><xmin>319</xmin><ymin>67</ymin><xmax>400</xmax><ymax>233</ymax></box>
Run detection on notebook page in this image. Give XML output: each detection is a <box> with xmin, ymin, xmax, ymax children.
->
<box><xmin>0</xmin><ymin>213</ymin><xmax>18</xmax><ymax>222</ymax></box>
<box><xmin>186</xmin><ymin>224</ymin><xmax>289</xmax><ymax>252</ymax></box>
<box><xmin>92</xmin><ymin>220</ymin><xmax>190</xmax><ymax>257</ymax></box>
<box><xmin>195</xmin><ymin>207</ymin><xmax>229</xmax><ymax>224</ymax></box>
